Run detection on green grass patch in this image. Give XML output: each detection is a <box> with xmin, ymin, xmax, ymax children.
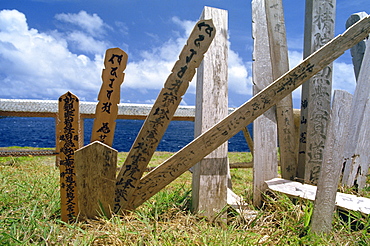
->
<box><xmin>0</xmin><ymin>152</ymin><xmax>369</xmax><ymax>245</ymax></box>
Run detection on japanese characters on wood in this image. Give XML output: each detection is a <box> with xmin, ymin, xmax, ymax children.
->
<box><xmin>114</xmin><ymin>19</ymin><xmax>216</xmax><ymax>213</ymax></box>
<box><xmin>91</xmin><ymin>48</ymin><xmax>128</xmax><ymax>146</ymax></box>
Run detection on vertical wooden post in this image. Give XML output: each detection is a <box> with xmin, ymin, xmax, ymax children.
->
<box><xmin>75</xmin><ymin>141</ymin><xmax>117</xmax><ymax>220</ymax></box>
<box><xmin>91</xmin><ymin>48</ymin><xmax>128</xmax><ymax>146</ymax></box>
<box><xmin>342</xmin><ymin>38</ymin><xmax>370</xmax><ymax>188</ymax></box>
<box><xmin>191</xmin><ymin>6</ymin><xmax>229</xmax><ymax>220</ymax></box>
<box><xmin>297</xmin><ymin>0</ymin><xmax>336</xmax><ymax>184</ymax></box>
<box><xmin>57</xmin><ymin>91</ymin><xmax>82</xmax><ymax>222</ymax></box>
<box><xmin>265</xmin><ymin>0</ymin><xmax>297</xmax><ymax>180</ymax></box>
<box><xmin>346</xmin><ymin>12</ymin><xmax>369</xmax><ymax>81</ymax></box>
<box><xmin>252</xmin><ymin>0</ymin><xmax>278</xmax><ymax>207</ymax></box>
<box><xmin>114</xmin><ymin>20</ymin><xmax>216</xmax><ymax>213</ymax></box>
<box><xmin>311</xmin><ymin>90</ymin><xmax>352</xmax><ymax>234</ymax></box>
<box><xmin>128</xmin><ymin>16</ymin><xmax>370</xmax><ymax>208</ymax></box>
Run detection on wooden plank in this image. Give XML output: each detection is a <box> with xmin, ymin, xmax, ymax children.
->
<box><xmin>346</xmin><ymin>12</ymin><xmax>369</xmax><ymax>80</ymax></box>
<box><xmin>297</xmin><ymin>0</ymin><xmax>336</xmax><ymax>185</ymax></box>
<box><xmin>344</xmin><ymin>98</ymin><xmax>370</xmax><ymax>189</ymax></box>
<box><xmin>265</xmin><ymin>0</ymin><xmax>297</xmax><ymax>181</ymax></box>
<box><xmin>191</xmin><ymin>7</ymin><xmax>229</xmax><ymax>220</ymax></box>
<box><xmin>114</xmin><ymin>19</ymin><xmax>216</xmax><ymax>213</ymax></box>
<box><xmin>91</xmin><ymin>48</ymin><xmax>128</xmax><ymax>146</ymax></box>
<box><xmin>342</xmin><ymin>38</ymin><xmax>370</xmax><ymax>187</ymax></box>
<box><xmin>242</xmin><ymin>127</ymin><xmax>254</xmax><ymax>155</ymax></box>
<box><xmin>127</xmin><ymin>16</ymin><xmax>370</xmax><ymax>209</ymax></box>
<box><xmin>311</xmin><ymin>90</ymin><xmax>352</xmax><ymax>233</ymax></box>
<box><xmin>75</xmin><ymin>141</ymin><xmax>117</xmax><ymax>220</ymax></box>
<box><xmin>252</xmin><ymin>0</ymin><xmax>278</xmax><ymax>208</ymax></box>
<box><xmin>266</xmin><ymin>178</ymin><xmax>370</xmax><ymax>215</ymax></box>
<box><xmin>57</xmin><ymin>91</ymin><xmax>82</xmax><ymax>222</ymax></box>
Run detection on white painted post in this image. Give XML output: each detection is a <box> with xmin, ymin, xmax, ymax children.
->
<box><xmin>192</xmin><ymin>6</ymin><xmax>229</xmax><ymax>220</ymax></box>
<box><xmin>252</xmin><ymin>0</ymin><xmax>278</xmax><ymax>207</ymax></box>
<box><xmin>311</xmin><ymin>90</ymin><xmax>352</xmax><ymax>234</ymax></box>
<box><xmin>297</xmin><ymin>0</ymin><xmax>336</xmax><ymax>185</ymax></box>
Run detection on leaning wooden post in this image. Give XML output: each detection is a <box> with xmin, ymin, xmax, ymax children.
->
<box><xmin>265</xmin><ymin>0</ymin><xmax>297</xmax><ymax>181</ymax></box>
<box><xmin>114</xmin><ymin>20</ymin><xmax>216</xmax><ymax>213</ymax></box>
<box><xmin>346</xmin><ymin>12</ymin><xmax>369</xmax><ymax>81</ymax></box>
<box><xmin>91</xmin><ymin>48</ymin><xmax>128</xmax><ymax>146</ymax></box>
<box><xmin>297</xmin><ymin>0</ymin><xmax>336</xmax><ymax>184</ymax></box>
<box><xmin>129</xmin><ymin>16</ymin><xmax>370</xmax><ymax>209</ymax></box>
<box><xmin>311</xmin><ymin>90</ymin><xmax>352</xmax><ymax>234</ymax></box>
<box><xmin>342</xmin><ymin>39</ymin><xmax>370</xmax><ymax>188</ymax></box>
<box><xmin>191</xmin><ymin>7</ymin><xmax>229</xmax><ymax>220</ymax></box>
<box><xmin>75</xmin><ymin>141</ymin><xmax>117</xmax><ymax>220</ymax></box>
<box><xmin>252</xmin><ymin>0</ymin><xmax>278</xmax><ymax>207</ymax></box>
<box><xmin>57</xmin><ymin>91</ymin><xmax>82</xmax><ymax>222</ymax></box>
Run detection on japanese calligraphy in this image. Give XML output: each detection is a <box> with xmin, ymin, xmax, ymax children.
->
<box><xmin>91</xmin><ymin>48</ymin><xmax>128</xmax><ymax>146</ymax></box>
<box><xmin>57</xmin><ymin>91</ymin><xmax>81</xmax><ymax>222</ymax></box>
<box><xmin>114</xmin><ymin>19</ymin><xmax>216</xmax><ymax>213</ymax></box>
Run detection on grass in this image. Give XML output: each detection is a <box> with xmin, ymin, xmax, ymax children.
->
<box><xmin>0</xmin><ymin>150</ymin><xmax>369</xmax><ymax>245</ymax></box>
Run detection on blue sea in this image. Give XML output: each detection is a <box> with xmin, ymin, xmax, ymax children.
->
<box><xmin>0</xmin><ymin>117</ymin><xmax>253</xmax><ymax>152</ymax></box>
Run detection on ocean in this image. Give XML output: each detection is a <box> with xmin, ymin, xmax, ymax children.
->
<box><xmin>0</xmin><ymin>117</ymin><xmax>253</xmax><ymax>152</ymax></box>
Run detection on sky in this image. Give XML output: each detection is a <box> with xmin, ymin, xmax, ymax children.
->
<box><xmin>0</xmin><ymin>0</ymin><xmax>369</xmax><ymax>108</ymax></box>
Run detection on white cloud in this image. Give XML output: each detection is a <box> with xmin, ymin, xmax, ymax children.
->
<box><xmin>0</xmin><ymin>9</ymin><xmax>103</xmax><ymax>100</ymax></box>
<box><xmin>55</xmin><ymin>10</ymin><xmax>108</xmax><ymax>38</ymax></box>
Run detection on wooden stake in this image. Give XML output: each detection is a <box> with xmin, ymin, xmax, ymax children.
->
<box><xmin>75</xmin><ymin>141</ymin><xmax>117</xmax><ymax>220</ymax></box>
<box><xmin>346</xmin><ymin>12</ymin><xmax>369</xmax><ymax>80</ymax></box>
<box><xmin>128</xmin><ymin>15</ymin><xmax>370</xmax><ymax>209</ymax></box>
<box><xmin>91</xmin><ymin>48</ymin><xmax>128</xmax><ymax>146</ymax></box>
<box><xmin>114</xmin><ymin>19</ymin><xmax>216</xmax><ymax>213</ymax></box>
<box><xmin>265</xmin><ymin>0</ymin><xmax>297</xmax><ymax>181</ymax></box>
<box><xmin>311</xmin><ymin>90</ymin><xmax>352</xmax><ymax>234</ymax></box>
<box><xmin>242</xmin><ymin>127</ymin><xmax>254</xmax><ymax>155</ymax></box>
<box><xmin>342</xmin><ymin>36</ymin><xmax>370</xmax><ymax>187</ymax></box>
<box><xmin>297</xmin><ymin>0</ymin><xmax>336</xmax><ymax>185</ymax></box>
<box><xmin>252</xmin><ymin>0</ymin><xmax>278</xmax><ymax>207</ymax></box>
<box><xmin>192</xmin><ymin>7</ymin><xmax>229</xmax><ymax>220</ymax></box>
<box><xmin>57</xmin><ymin>91</ymin><xmax>81</xmax><ymax>222</ymax></box>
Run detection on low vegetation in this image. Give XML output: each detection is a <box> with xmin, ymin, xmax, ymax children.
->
<box><xmin>0</xmin><ymin>149</ymin><xmax>369</xmax><ymax>245</ymax></box>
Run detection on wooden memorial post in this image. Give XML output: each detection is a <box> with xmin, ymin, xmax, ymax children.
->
<box><xmin>91</xmin><ymin>48</ymin><xmax>128</xmax><ymax>146</ymax></box>
<box><xmin>252</xmin><ymin>0</ymin><xmax>278</xmax><ymax>207</ymax></box>
<box><xmin>346</xmin><ymin>12</ymin><xmax>369</xmax><ymax>80</ymax></box>
<box><xmin>311</xmin><ymin>90</ymin><xmax>352</xmax><ymax>234</ymax></box>
<box><xmin>265</xmin><ymin>0</ymin><xmax>297</xmax><ymax>180</ymax></box>
<box><xmin>114</xmin><ymin>19</ymin><xmax>216</xmax><ymax>213</ymax></box>
<box><xmin>57</xmin><ymin>91</ymin><xmax>82</xmax><ymax>222</ymax></box>
<box><xmin>297</xmin><ymin>0</ymin><xmax>336</xmax><ymax>185</ymax></box>
<box><xmin>75</xmin><ymin>141</ymin><xmax>117</xmax><ymax>219</ymax></box>
<box><xmin>342</xmin><ymin>38</ymin><xmax>370</xmax><ymax>188</ymax></box>
<box><xmin>192</xmin><ymin>7</ymin><xmax>229</xmax><ymax>220</ymax></box>
<box><xmin>127</xmin><ymin>15</ymin><xmax>370</xmax><ymax>209</ymax></box>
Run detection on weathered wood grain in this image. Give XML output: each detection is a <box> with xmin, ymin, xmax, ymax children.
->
<box><xmin>128</xmin><ymin>15</ymin><xmax>370</xmax><ymax>209</ymax></box>
<box><xmin>252</xmin><ymin>0</ymin><xmax>278</xmax><ymax>208</ymax></box>
<box><xmin>297</xmin><ymin>0</ymin><xmax>336</xmax><ymax>185</ymax></box>
<box><xmin>114</xmin><ymin>19</ymin><xmax>216</xmax><ymax>213</ymax></box>
<box><xmin>346</xmin><ymin>12</ymin><xmax>369</xmax><ymax>80</ymax></box>
<box><xmin>266</xmin><ymin>178</ymin><xmax>370</xmax><ymax>215</ymax></box>
<box><xmin>57</xmin><ymin>91</ymin><xmax>82</xmax><ymax>222</ymax></box>
<box><xmin>191</xmin><ymin>7</ymin><xmax>229</xmax><ymax>220</ymax></box>
<box><xmin>311</xmin><ymin>90</ymin><xmax>352</xmax><ymax>233</ymax></box>
<box><xmin>91</xmin><ymin>48</ymin><xmax>128</xmax><ymax>146</ymax></box>
<box><xmin>265</xmin><ymin>0</ymin><xmax>297</xmax><ymax>181</ymax></box>
<box><xmin>342</xmin><ymin>38</ymin><xmax>370</xmax><ymax>187</ymax></box>
<box><xmin>75</xmin><ymin>141</ymin><xmax>117</xmax><ymax>220</ymax></box>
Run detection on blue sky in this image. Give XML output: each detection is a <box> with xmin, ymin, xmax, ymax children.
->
<box><xmin>0</xmin><ymin>0</ymin><xmax>369</xmax><ymax>107</ymax></box>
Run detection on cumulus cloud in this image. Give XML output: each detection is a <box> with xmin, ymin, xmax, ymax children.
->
<box><xmin>0</xmin><ymin>9</ymin><xmax>103</xmax><ymax>100</ymax></box>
